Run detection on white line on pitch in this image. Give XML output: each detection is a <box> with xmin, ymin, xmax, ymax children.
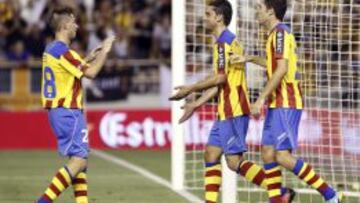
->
<box><xmin>92</xmin><ymin>150</ymin><xmax>202</xmax><ymax>203</ymax></box>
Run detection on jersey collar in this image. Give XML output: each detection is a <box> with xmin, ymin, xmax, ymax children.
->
<box><xmin>268</xmin><ymin>22</ymin><xmax>291</xmax><ymax>35</ymax></box>
<box><xmin>216</xmin><ymin>28</ymin><xmax>236</xmax><ymax>44</ymax></box>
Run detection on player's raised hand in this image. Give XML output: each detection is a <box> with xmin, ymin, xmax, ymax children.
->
<box><xmin>102</xmin><ymin>36</ymin><xmax>116</xmax><ymax>53</ymax></box>
<box><xmin>169</xmin><ymin>85</ymin><xmax>192</xmax><ymax>101</ymax></box>
<box><xmin>178</xmin><ymin>102</ymin><xmax>198</xmax><ymax>124</ymax></box>
<box><xmin>85</xmin><ymin>45</ymin><xmax>103</xmax><ymax>62</ymax></box>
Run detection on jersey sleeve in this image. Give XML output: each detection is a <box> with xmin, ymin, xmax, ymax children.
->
<box><xmin>273</xmin><ymin>29</ymin><xmax>291</xmax><ymax>60</ymax></box>
<box><xmin>59</xmin><ymin>50</ymin><xmax>89</xmax><ymax>79</ymax></box>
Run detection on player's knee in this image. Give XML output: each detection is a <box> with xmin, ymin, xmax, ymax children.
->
<box><xmin>262</xmin><ymin>148</ymin><xmax>275</xmax><ymax>163</ymax></box>
<box><xmin>204</xmin><ymin>150</ymin><xmax>220</xmax><ymax>163</ymax></box>
<box><xmin>225</xmin><ymin>155</ymin><xmax>243</xmax><ymax>172</ymax></box>
<box><xmin>204</xmin><ymin>146</ymin><xmax>221</xmax><ymax>163</ymax></box>
<box><xmin>78</xmin><ymin>159</ymin><xmax>88</xmax><ymax>169</ymax></box>
<box><xmin>275</xmin><ymin>154</ymin><xmax>285</xmax><ymax>166</ymax></box>
<box><xmin>275</xmin><ymin>150</ymin><xmax>291</xmax><ymax>167</ymax></box>
<box><xmin>68</xmin><ymin>157</ymin><xmax>88</xmax><ymax>175</ymax></box>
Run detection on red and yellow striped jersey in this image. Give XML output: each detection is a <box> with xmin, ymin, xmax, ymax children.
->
<box><xmin>213</xmin><ymin>29</ymin><xmax>250</xmax><ymax>120</ymax></box>
<box><xmin>266</xmin><ymin>23</ymin><xmax>303</xmax><ymax>109</ymax></box>
<box><xmin>41</xmin><ymin>41</ymin><xmax>89</xmax><ymax>109</ymax></box>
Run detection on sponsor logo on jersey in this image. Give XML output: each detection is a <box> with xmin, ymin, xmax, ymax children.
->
<box><xmin>276</xmin><ymin>31</ymin><xmax>284</xmax><ymax>55</ymax></box>
<box><xmin>218</xmin><ymin>43</ymin><xmax>225</xmax><ymax>71</ymax></box>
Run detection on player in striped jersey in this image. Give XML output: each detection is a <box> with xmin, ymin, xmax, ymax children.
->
<box><xmin>36</xmin><ymin>7</ymin><xmax>114</xmax><ymax>203</ymax></box>
<box><xmin>232</xmin><ymin>0</ymin><xmax>342</xmax><ymax>202</ymax></box>
<box><xmin>170</xmin><ymin>1</ymin><xmax>293</xmax><ymax>202</ymax></box>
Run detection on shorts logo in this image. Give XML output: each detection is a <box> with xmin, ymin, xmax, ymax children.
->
<box><xmin>277</xmin><ymin>132</ymin><xmax>287</xmax><ymax>141</ymax></box>
<box><xmin>227</xmin><ymin>136</ymin><xmax>236</xmax><ymax>145</ymax></box>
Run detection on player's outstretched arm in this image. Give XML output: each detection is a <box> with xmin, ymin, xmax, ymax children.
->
<box><xmin>187</xmin><ymin>73</ymin><xmax>226</xmax><ymax>92</ymax></box>
<box><xmin>246</xmin><ymin>55</ymin><xmax>267</xmax><ymax>67</ymax></box>
<box><xmin>169</xmin><ymin>73</ymin><xmax>224</xmax><ymax>101</ymax></box>
<box><xmin>170</xmin><ymin>74</ymin><xmax>226</xmax><ymax>100</ymax></box>
<box><xmin>230</xmin><ymin>53</ymin><xmax>267</xmax><ymax>67</ymax></box>
<box><xmin>251</xmin><ymin>59</ymin><xmax>288</xmax><ymax>115</ymax></box>
<box><xmin>83</xmin><ymin>36</ymin><xmax>115</xmax><ymax>79</ymax></box>
<box><xmin>169</xmin><ymin>85</ymin><xmax>193</xmax><ymax>101</ymax></box>
<box><xmin>178</xmin><ymin>86</ymin><xmax>218</xmax><ymax>124</ymax></box>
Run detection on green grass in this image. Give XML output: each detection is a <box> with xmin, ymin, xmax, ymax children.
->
<box><xmin>0</xmin><ymin>150</ymin><xmax>187</xmax><ymax>203</ymax></box>
<box><xmin>106</xmin><ymin>150</ymin><xmax>172</xmax><ymax>180</ymax></box>
<box><xmin>0</xmin><ymin>150</ymin><xmax>359</xmax><ymax>203</ymax></box>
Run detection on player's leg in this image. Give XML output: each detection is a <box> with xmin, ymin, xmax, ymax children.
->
<box><xmin>37</xmin><ymin>157</ymin><xmax>88</xmax><ymax>203</ymax></box>
<box><xmin>204</xmin><ymin>145</ymin><xmax>222</xmax><ymax>203</ymax></box>
<box><xmin>262</xmin><ymin>146</ymin><xmax>285</xmax><ymax>203</ymax></box>
<box><xmin>69</xmin><ymin>112</ymin><xmax>89</xmax><ymax>203</ymax></box>
<box><xmin>276</xmin><ymin>150</ymin><xmax>341</xmax><ymax>202</ymax></box>
<box><xmin>225</xmin><ymin>154</ymin><xmax>267</xmax><ymax>189</ymax></box>
<box><xmin>37</xmin><ymin>108</ymin><xmax>89</xmax><ymax>203</ymax></box>
<box><xmin>72</xmin><ymin>168</ymin><xmax>88</xmax><ymax>203</ymax></box>
<box><xmin>204</xmin><ymin>121</ymin><xmax>223</xmax><ymax>203</ymax></box>
<box><xmin>273</xmin><ymin>109</ymin><xmax>340</xmax><ymax>202</ymax></box>
<box><xmin>261</xmin><ymin>109</ymin><xmax>286</xmax><ymax>203</ymax></box>
<box><xmin>222</xmin><ymin>115</ymin><xmax>267</xmax><ymax>188</ymax></box>
<box><xmin>226</xmin><ymin>151</ymin><xmax>294</xmax><ymax>203</ymax></box>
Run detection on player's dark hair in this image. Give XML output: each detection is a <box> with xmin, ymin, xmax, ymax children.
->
<box><xmin>264</xmin><ymin>0</ymin><xmax>287</xmax><ymax>21</ymax></box>
<box><xmin>209</xmin><ymin>0</ymin><xmax>233</xmax><ymax>26</ymax></box>
<box><xmin>49</xmin><ymin>7</ymin><xmax>74</xmax><ymax>31</ymax></box>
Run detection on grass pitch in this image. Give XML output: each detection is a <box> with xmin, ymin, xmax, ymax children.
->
<box><xmin>0</xmin><ymin>150</ymin><xmax>359</xmax><ymax>203</ymax></box>
<box><xmin>0</xmin><ymin>150</ymin><xmax>187</xmax><ymax>203</ymax></box>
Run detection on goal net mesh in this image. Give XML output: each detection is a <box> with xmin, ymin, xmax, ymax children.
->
<box><xmin>182</xmin><ymin>0</ymin><xmax>360</xmax><ymax>202</ymax></box>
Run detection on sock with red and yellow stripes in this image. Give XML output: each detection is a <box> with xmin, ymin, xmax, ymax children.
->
<box><xmin>292</xmin><ymin>159</ymin><xmax>336</xmax><ymax>201</ymax></box>
<box><xmin>237</xmin><ymin>160</ymin><xmax>267</xmax><ymax>188</ymax></box>
<box><xmin>239</xmin><ymin>161</ymin><xmax>289</xmax><ymax>198</ymax></box>
<box><xmin>73</xmin><ymin>169</ymin><xmax>88</xmax><ymax>203</ymax></box>
<box><xmin>204</xmin><ymin>161</ymin><xmax>222</xmax><ymax>203</ymax></box>
<box><xmin>37</xmin><ymin>166</ymin><xmax>73</xmax><ymax>203</ymax></box>
<box><xmin>264</xmin><ymin>162</ymin><xmax>283</xmax><ymax>203</ymax></box>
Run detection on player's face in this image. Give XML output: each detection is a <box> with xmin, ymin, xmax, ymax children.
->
<box><xmin>65</xmin><ymin>14</ymin><xmax>78</xmax><ymax>39</ymax></box>
<box><xmin>255</xmin><ymin>0</ymin><xmax>271</xmax><ymax>26</ymax></box>
<box><xmin>203</xmin><ymin>6</ymin><xmax>218</xmax><ymax>30</ymax></box>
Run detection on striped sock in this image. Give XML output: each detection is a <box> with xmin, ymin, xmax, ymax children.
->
<box><xmin>237</xmin><ymin>160</ymin><xmax>267</xmax><ymax>189</ymax></box>
<box><xmin>292</xmin><ymin>159</ymin><xmax>336</xmax><ymax>201</ymax></box>
<box><xmin>264</xmin><ymin>162</ymin><xmax>283</xmax><ymax>203</ymax></box>
<box><xmin>38</xmin><ymin>166</ymin><xmax>73</xmax><ymax>203</ymax></box>
<box><xmin>73</xmin><ymin>170</ymin><xmax>88</xmax><ymax>203</ymax></box>
<box><xmin>205</xmin><ymin>161</ymin><xmax>222</xmax><ymax>203</ymax></box>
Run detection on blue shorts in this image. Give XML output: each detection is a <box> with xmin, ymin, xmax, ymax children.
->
<box><xmin>207</xmin><ymin>115</ymin><xmax>249</xmax><ymax>155</ymax></box>
<box><xmin>48</xmin><ymin>108</ymin><xmax>89</xmax><ymax>158</ymax></box>
<box><xmin>262</xmin><ymin>108</ymin><xmax>302</xmax><ymax>151</ymax></box>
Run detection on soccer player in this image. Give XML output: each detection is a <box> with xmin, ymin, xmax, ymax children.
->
<box><xmin>36</xmin><ymin>7</ymin><xmax>114</xmax><ymax>203</ymax></box>
<box><xmin>232</xmin><ymin>0</ymin><xmax>343</xmax><ymax>202</ymax></box>
<box><xmin>170</xmin><ymin>1</ymin><xmax>294</xmax><ymax>203</ymax></box>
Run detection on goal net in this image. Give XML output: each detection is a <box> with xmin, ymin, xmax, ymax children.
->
<box><xmin>171</xmin><ymin>0</ymin><xmax>360</xmax><ymax>202</ymax></box>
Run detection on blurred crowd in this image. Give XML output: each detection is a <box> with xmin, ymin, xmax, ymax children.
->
<box><xmin>0</xmin><ymin>0</ymin><xmax>358</xmax><ymax>108</ymax></box>
<box><xmin>0</xmin><ymin>0</ymin><xmax>171</xmax><ymax>61</ymax></box>
<box><xmin>0</xmin><ymin>0</ymin><xmax>171</xmax><ymax>103</ymax></box>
